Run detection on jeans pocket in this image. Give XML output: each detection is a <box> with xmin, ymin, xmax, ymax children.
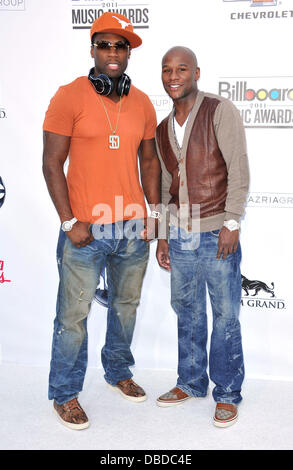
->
<box><xmin>210</xmin><ymin>229</ymin><xmax>221</xmax><ymax>238</ymax></box>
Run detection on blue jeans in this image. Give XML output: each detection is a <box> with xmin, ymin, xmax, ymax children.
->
<box><xmin>48</xmin><ymin>220</ymin><xmax>149</xmax><ymax>405</ymax></box>
<box><xmin>169</xmin><ymin>226</ymin><xmax>244</xmax><ymax>405</ymax></box>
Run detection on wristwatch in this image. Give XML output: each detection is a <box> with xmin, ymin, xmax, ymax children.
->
<box><xmin>150</xmin><ymin>210</ymin><xmax>161</xmax><ymax>221</ymax></box>
<box><xmin>223</xmin><ymin>220</ymin><xmax>240</xmax><ymax>231</ymax></box>
<box><xmin>61</xmin><ymin>217</ymin><xmax>78</xmax><ymax>232</ymax></box>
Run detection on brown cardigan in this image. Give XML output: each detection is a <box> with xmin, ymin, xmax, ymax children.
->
<box><xmin>155</xmin><ymin>91</ymin><xmax>250</xmax><ymax>233</ymax></box>
<box><xmin>156</xmin><ymin>96</ymin><xmax>228</xmax><ymax>219</ymax></box>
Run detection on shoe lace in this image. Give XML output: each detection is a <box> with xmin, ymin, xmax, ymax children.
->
<box><xmin>119</xmin><ymin>379</ymin><xmax>143</xmax><ymax>396</ymax></box>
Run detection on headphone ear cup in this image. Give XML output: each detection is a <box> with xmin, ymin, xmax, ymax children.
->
<box><xmin>88</xmin><ymin>69</ymin><xmax>131</xmax><ymax>97</ymax></box>
<box><xmin>88</xmin><ymin>69</ymin><xmax>114</xmax><ymax>96</ymax></box>
<box><xmin>94</xmin><ymin>74</ymin><xmax>114</xmax><ymax>96</ymax></box>
<box><xmin>117</xmin><ymin>74</ymin><xmax>131</xmax><ymax>97</ymax></box>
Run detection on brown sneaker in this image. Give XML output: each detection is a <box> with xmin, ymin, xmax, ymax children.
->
<box><xmin>53</xmin><ymin>398</ymin><xmax>89</xmax><ymax>430</ymax></box>
<box><xmin>213</xmin><ymin>402</ymin><xmax>238</xmax><ymax>428</ymax></box>
<box><xmin>157</xmin><ymin>386</ymin><xmax>192</xmax><ymax>407</ymax></box>
<box><xmin>107</xmin><ymin>378</ymin><xmax>147</xmax><ymax>403</ymax></box>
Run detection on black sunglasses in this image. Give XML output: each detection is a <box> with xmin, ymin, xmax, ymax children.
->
<box><xmin>92</xmin><ymin>40</ymin><xmax>129</xmax><ymax>51</ymax></box>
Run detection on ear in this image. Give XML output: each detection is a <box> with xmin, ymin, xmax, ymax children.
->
<box><xmin>128</xmin><ymin>48</ymin><xmax>131</xmax><ymax>60</ymax></box>
<box><xmin>195</xmin><ymin>67</ymin><xmax>200</xmax><ymax>81</ymax></box>
<box><xmin>90</xmin><ymin>46</ymin><xmax>94</xmax><ymax>58</ymax></box>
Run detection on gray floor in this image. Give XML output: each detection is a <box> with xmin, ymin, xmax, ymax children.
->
<box><xmin>1</xmin><ymin>363</ymin><xmax>292</xmax><ymax>450</ymax></box>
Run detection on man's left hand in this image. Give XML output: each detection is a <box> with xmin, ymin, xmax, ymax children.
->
<box><xmin>216</xmin><ymin>226</ymin><xmax>239</xmax><ymax>260</ymax></box>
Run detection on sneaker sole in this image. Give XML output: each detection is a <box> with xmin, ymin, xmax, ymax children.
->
<box><xmin>53</xmin><ymin>408</ymin><xmax>90</xmax><ymax>430</ymax></box>
<box><xmin>107</xmin><ymin>383</ymin><xmax>147</xmax><ymax>403</ymax></box>
<box><xmin>213</xmin><ymin>414</ymin><xmax>238</xmax><ymax>428</ymax></box>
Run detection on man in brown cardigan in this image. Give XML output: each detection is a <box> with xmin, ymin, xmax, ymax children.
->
<box><xmin>155</xmin><ymin>47</ymin><xmax>249</xmax><ymax>427</ymax></box>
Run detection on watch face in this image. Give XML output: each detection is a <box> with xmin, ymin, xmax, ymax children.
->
<box><xmin>226</xmin><ymin>220</ymin><xmax>239</xmax><ymax>230</ymax></box>
<box><xmin>63</xmin><ymin>221</ymin><xmax>71</xmax><ymax>231</ymax></box>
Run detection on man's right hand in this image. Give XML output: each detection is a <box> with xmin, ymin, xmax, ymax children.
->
<box><xmin>66</xmin><ymin>221</ymin><xmax>94</xmax><ymax>248</ymax></box>
<box><xmin>156</xmin><ymin>239</ymin><xmax>171</xmax><ymax>271</ymax></box>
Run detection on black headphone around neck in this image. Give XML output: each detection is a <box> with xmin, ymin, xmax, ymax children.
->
<box><xmin>88</xmin><ymin>68</ymin><xmax>131</xmax><ymax>97</ymax></box>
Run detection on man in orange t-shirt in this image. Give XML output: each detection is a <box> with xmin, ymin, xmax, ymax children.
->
<box><xmin>42</xmin><ymin>12</ymin><xmax>161</xmax><ymax>430</ymax></box>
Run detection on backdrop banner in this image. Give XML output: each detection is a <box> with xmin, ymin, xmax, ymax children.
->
<box><xmin>1</xmin><ymin>0</ymin><xmax>292</xmax><ymax>381</ymax></box>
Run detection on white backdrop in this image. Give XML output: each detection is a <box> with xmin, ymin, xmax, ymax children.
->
<box><xmin>1</xmin><ymin>0</ymin><xmax>293</xmax><ymax>381</ymax></box>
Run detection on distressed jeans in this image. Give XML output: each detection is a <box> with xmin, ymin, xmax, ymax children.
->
<box><xmin>169</xmin><ymin>226</ymin><xmax>244</xmax><ymax>405</ymax></box>
<box><xmin>48</xmin><ymin>220</ymin><xmax>149</xmax><ymax>405</ymax></box>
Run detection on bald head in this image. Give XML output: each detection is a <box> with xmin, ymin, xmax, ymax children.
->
<box><xmin>161</xmin><ymin>46</ymin><xmax>200</xmax><ymax>103</ymax></box>
<box><xmin>162</xmin><ymin>46</ymin><xmax>198</xmax><ymax>70</ymax></box>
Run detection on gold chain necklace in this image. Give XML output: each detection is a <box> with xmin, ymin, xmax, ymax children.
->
<box><xmin>98</xmin><ymin>95</ymin><xmax>122</xmax><ymax>150</ymax></box>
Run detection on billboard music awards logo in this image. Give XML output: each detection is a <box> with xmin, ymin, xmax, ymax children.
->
<box><xmin>0</xmin><ymin>0</ymin><xmax>25</xmax><ymax>10</ymax></box>
<box><xmin>218</xmin><ymin>77</ymin><xmax>293</xmax><ymax>128</ymax></box>
<box><xmin>241</xmin><ymin>274</ymin><xmax>285</xmax><ymax>309</ymax></box>
<box><xmin>223</xmin><ymin>0</ymin><xmax>293</xmax><ymax>20</ymax></box>
<box><xmin>71</xmin><ymin>0</ymin><xmax>150</xmax><ymax>30</ymax></box>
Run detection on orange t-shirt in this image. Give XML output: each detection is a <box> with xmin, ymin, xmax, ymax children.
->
<box><xmin>43</xmin><ymin>77</ymin><xmax>157</xmax><ymax>224</ymax></box>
